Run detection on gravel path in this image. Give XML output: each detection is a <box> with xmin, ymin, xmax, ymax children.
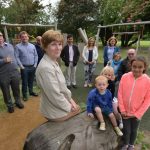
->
<box><xmin>0</xmin><ymin>97</ymin><xmax>46</xmax><ymax>150</ymax></box>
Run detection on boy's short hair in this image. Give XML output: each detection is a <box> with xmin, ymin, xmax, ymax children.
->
<box><xmin>95</xmin><ymin>75</ymin><xmax>108</xmax><ymax>84</ymax></box>
<box><xmin>19</xmin><ymin>31</ymin><xmax>29</xmax><ymax>37</ymax></box>
<box><xmin>67</xmin><ymin>34</ymin><xmax>73</xmax><ymax>39</ymax></box>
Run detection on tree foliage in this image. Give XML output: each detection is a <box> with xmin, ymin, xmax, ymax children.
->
<box><xmin>3</xmin><ymin>0</ymin><xmax>44</xmax><ymax>24</ymax></box>
<box><xmin>97</xmin><ymin>0</ymin><xmax>125</xmax><ymax>25</ymax></box>
<box><xmin>55</xmin><ymin>0</ymin><xmax>100</xmax><ymax>38</ymax></box>
<box><xmin>122</xmin><ymin>0</ymin><xmax>150</xmax><ymax>20</ymax></box>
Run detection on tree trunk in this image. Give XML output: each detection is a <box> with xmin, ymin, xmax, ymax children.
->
<box><xmin>23</xmin><ymin>112</ymin><xmax>122</xmax><ymax>150</ymax></box>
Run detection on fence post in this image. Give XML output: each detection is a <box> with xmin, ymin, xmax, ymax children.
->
<box><xmin>3</xmin><ymin>26</ymin><xmax>9</xmax><ymax>43</ymax></box>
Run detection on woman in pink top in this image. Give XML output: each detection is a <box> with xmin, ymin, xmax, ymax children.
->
<box><xmin>118</xmin><ymin>56</ymin><xmax>150</xmax><ymax>150</ymax></box>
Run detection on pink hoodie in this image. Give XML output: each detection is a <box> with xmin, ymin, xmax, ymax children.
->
<box><xmin>118</xmin><ymin>72</ymin><xmax>150</xmax><ymax>119</ymax></box>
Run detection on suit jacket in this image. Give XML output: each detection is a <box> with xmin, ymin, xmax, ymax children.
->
<box><xmin>60</xmin><ymin>44</ymin><xmax>80</xmax><ymax>67</ymax></box>
<box><xmin>36</xmin><ymin>54</ymin><xmax>72</xmax><ymax>119</ymax></box>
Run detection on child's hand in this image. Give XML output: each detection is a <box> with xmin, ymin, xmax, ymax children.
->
<box><xmin>121</xmin><ymin>112</ymin><xmax>127</xmax><ymax>117</ymax></box>
<box><xmin>88</xmin><ymin>113</ymin><xmax>94</xmax><ymax>118</ymax></box>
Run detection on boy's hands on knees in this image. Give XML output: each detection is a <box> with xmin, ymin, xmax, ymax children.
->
<box><xmin>88</xmin><ymin>113</ymin><xmax>94</xmax><ymax>118</ymax></box>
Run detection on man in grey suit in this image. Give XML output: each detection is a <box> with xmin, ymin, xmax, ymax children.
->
<box><xmin>0</xmin><ymin>32</ymin><xmax>24</xmax><ymax>113</ymax></box>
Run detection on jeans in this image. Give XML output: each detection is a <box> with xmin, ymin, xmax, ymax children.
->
<box><xmin>84</xmin><ymin>63</ymin><xmax>96</xmax><ymax>84</ymax></box>
<box><xmin>21</xmin><ymin>66</ymin><xmax>36</xmax><ymax>98</ymax></box>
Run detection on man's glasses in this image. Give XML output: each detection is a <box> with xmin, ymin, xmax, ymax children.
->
<box><xmin>128</xmin><ymin>53</ymin><xmax>134</xmax><ymax>55</ymax></box>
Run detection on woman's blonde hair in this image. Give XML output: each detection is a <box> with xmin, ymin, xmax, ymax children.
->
<box><xmin>100</xmin><ymin>66</ymin><xmax>115</xmax><ymax>79</ymax></box>
<box><xmin>87</xmin><ymin>37</ymin><xmax>95</xmax><ymax>47</ymax></box>
<box><xmin>41</xmin><ymin>30</ymin><xmax>63</xmax><ymax>50</ymax></box>
<box><xmin>107</xmin><ymin>36</ymin><xmax>117</xmax><ymax>46</ymax></box>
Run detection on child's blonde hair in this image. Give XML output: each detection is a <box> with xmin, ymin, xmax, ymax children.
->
<box><xmin>95</xmin><ymin>75</ymin><xmax>108</xmax><ymax>84</ymax></box>
<box><xmin>100</xmin><ymin>66</ymin><xmax>115</xmax><ymax>80</ymax></box>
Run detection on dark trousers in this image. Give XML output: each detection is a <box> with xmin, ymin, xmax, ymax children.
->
<box><xmin>21</xmin><ymin>66</ymin><xmax>36</xmax><ymax>98</ymax></box>
<box><xmin>123</xmin><ymin>117</ymin><xmax>140</xmax><ymax>145</ymax></box>
<box><xmin>0</xmin><ymin>70</ymin><xmax>21</xmax><ymax>108</ymax></box>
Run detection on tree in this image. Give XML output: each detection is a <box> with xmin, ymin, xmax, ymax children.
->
<box><xmin>55</xmin><ymin>0</ymin><xmax>100</xmax><ymax>39</ymax></box>
<box><xmin>3</xmin><ymin>0</ymin><xmax>44</xmax><ymax>24</ymax></box>
<box><xmin>97</xmin><ymin>0</ymin><xmax>125</xmax><ymax>25</ymax></box>
<box><xmin>121</xmin><ymin>0</ymin><xmax>150</xmax><ymax>20</ymax></box>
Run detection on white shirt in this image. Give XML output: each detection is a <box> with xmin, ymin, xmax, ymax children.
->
<box><xmin>69</xmin><ymin>45</ymin><xmax>74</xmax><ymax>62</ymax></box>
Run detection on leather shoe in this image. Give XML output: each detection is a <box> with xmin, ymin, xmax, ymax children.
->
<box><xmin>67</xmin><ymin>85</ymin><xmax>71</xmax><ymax>89</ymax></box>
<box><xmin>30</xmin><ymin>92</ymin><xmax>38</xmax><ymax>96</ymax></box>
<box><xmin>15</xmin><ymin>102</ymin><xmax>24</xmax><ymax>109</ymax></box>
<box><xmin>8</xmin><ymin>107</ymin><xmax>14</xmax><ymax>113</ymax></box>
<box><xmin>72</xmin><ymin>85</ymin><xmax>77</xmax><ymax>88</ymax></box>
<box><xmin>23</xmin><ymin>97</ymin><xmax>28</xmax><ymax>101</ymax></box>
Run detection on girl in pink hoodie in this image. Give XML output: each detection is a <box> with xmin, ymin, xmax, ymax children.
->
<box><xmin>118</xmin><ymin>56</ymin><xmax>150</xmax><ymax>150</ymax></box>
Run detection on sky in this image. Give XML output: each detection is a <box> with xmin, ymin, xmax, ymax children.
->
<box><xmin>41</xmin><ymin>0</ymin><xmax>60</xmax><ymax>7</ymax></box>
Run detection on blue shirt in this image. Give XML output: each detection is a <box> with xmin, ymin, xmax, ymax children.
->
<box><xmin>87</xmin><ymin>88</ymin><xmax>113</xmax><ymax>113</ymax></box>
<box><xmin>15</xmin><ymin>42</ymin><xmax>38</xmax><ymax>68</ymax></box>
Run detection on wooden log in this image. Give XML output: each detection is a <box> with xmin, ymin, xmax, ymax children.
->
<box><xmin>23</xmin><ymin>112</ymin><xmax>122</xmax><ymax>150</ymax></box>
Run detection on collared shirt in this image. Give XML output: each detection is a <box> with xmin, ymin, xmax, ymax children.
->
<box><xmin>0</xmin><ymin>43</ymin><xmax>18</xmax><ymax>75</ymax></box>
<box><xmin>15</xmin><ymin>42</ymin><xmax>38</xmax><ymax>68</ymax></box>
<box><xmin>69</xmin><ymin>45</ymin><xmax>74</xmax><ymax>62</ymax></box>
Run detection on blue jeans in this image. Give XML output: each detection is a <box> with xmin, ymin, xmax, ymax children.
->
<box><xmin>21</xmin><ymin>66</ymin><xmax>36</xmax><ymax>98</ymax></box>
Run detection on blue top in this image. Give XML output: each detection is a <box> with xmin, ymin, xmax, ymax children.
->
<box><xmin>103</xmin><ymin>46</ymin><xmax>120</xmax><ymax>65</ymax></box>
<box><xmin>15</xmin><ymin>42</ymin><xmax>38</xmax><ymax>68</ymax></box>
<box><xmin>108</xmin><ymin>59</ymin><xmax>122</xmax><ymax>77</ymax></box>
<box><xmin>86</xmin><ymin>88</ymin><xmax>113</xmax><ymax>114</ymax></box>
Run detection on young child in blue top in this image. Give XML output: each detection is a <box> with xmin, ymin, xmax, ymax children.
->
<box><xmin>87</xmin><ymin>75</ymin><xmax>123</xmax><ymax>136</ymax></box>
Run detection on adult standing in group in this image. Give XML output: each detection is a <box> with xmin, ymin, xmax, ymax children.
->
<box><xmin>36</xmin><ymin>30</ymin><xmax>80</xmax><ymax>121</ymax></box>
<box><xmin>15</xmin><ymin>31</ymin><xmax>38</xmax><ymax>101</ymax></box>
<box><xmin>103</xmin><ymin>36</ymin><xmax>120</xmax><ymax>67</ymax></box>
<box><xmin>0</xmin><ymin>32</ymin><xmax>24</xmax><ymax>113</ymax></box>
<box><xmin>117</xmin><ymin>48</ymin><xmax>136</xmax><ymax>81</ymax></box>
<box><xmin>82</xmin><ymin>37</ymin><xmax>98</xmax><ymax>88</ymax></box>
<box><xmin>35</xmin><ymin>36</ymin><xmax>44</xmax><ymax>65</ymax></box>
<box><xmin>60</xmin><ymin>34</ymin><xmax>80</xmax><ymax>89</ymax></box>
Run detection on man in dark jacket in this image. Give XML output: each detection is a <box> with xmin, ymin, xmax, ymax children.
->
<box><xmin>60</xmin><ymin>34</ymin><xmax>80</xmax><ymax>89</ymax></box>
<box><xmin>35</xmin><ymin>36</ymin><xmax>44</xmax><ymax>65</ymax></box>
<box><xmin>117</xmin><ymin>48</ymin><xmax>136</xmax><ymax>81</ymax></box>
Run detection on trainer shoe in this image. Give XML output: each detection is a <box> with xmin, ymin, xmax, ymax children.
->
<box><xmin>128</xmin><ymin>145</ymin><xmax>134</xmax><ymax>150</ymax></box>
<box><xmin>114</xmin><ymin>127</ymin><xmax>123</xmax><ymax>136</ymax></box>
<box><xmin>119</xmin><ymin>122</ymin><xmax>123</xmax><ymax>129</ymax></box>
<box><xmin>99</xmin><ymin>122</ymin><xmax>106</xmax><ymax>130</ymax></box>
<box><xmin>84</xmin><ymin>83</ymin><xmax>88</xmax><ymax>88</ymax></box>
<box><xmin>88</xmin><ymin>83</ymin><xmax>93</xmax><ymax>88</ymax></box>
